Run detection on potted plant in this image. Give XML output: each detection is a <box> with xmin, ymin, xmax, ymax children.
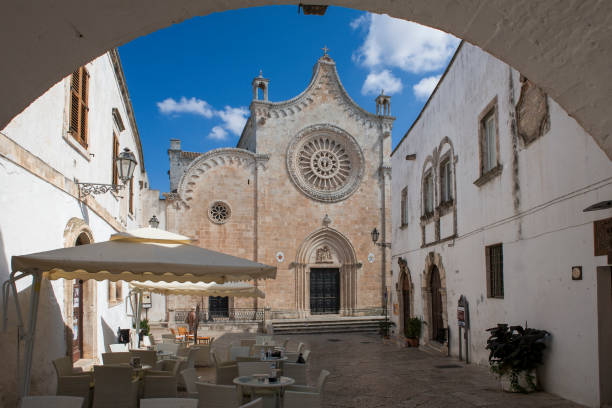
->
<box><xmin>485</xmin><ymin>323</ymin><xmax>549</xmax><ymax>393</ymax></box>
<box><xmin>404</xmin><ymin>317</ymin><xmax>422</xmax><ymax>347</ymax></box>
<box><xmin>139</xmin><ymin>318</ymin><xmax>150</xmax><ymax>341</ymax></box>
<box><xmin>378</xmin><ymin>320</ymin><xmax>395</xmax><ymax>338</ymax></box>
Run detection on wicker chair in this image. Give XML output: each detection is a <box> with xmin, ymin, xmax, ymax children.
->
<box><xmin>92</xmin><ymin>365</ymin><xmax>139</xmax><ymax>408</ymax></box>
<box><xmin>283</xmin><ymin>391</ymin><xmax>320</xmax><ymax>408</ymax></box>
<box><xmin>20</xmin><ymin>396</ymin><xmax>84</xmax><ymax>408</ymax></box>
<box><xmin>239</xmin><ymin>397</ymin><xmax>263</xmax><ymax>408</ymax></box>
<box><xmin>151</xmin><ymin>359</ymin><xmax>179</xmax><ymax>377</ymax></box>
<box><xmin>143</xmin><ymin>374</ymin><xmax>177</xmax><ymax>398</ymax></box>
<box><xmin>130</xmin><ymin>349</ymin><xmax>157</xmax><ymax>367</ymax></box>
<box><xmin>283</xmin><ymin>363</ymin><xmax>307</xmax><ymax>385</ymax></box>
<box><xmin>302</xmin><ymin>350</ymin><xmax>311</xmax><ymax>363</ymax></box>
<box><xmin>196</xmin><ymin>382</ymin><xmax>240</xmax><ymax>408</ymax></box>
<box><xmin>101</xmin><ymin>352</ymin><xmax>131</xmax><ymax>365</ymax></box>
<box><xmin>180</xmin><ymin>368</ymin><xmax>199</xmax><ymax>398</ymax></box>
<box><xmin>215</xmin><ymin>363</ymin><xmax>239</xmax><ymax>385</ymax></box>
<box><xmin>229</xmin><ymin>346</ymin><xmax>251</xmax><ymax>361</ymax></box>
<box><xmin>140</xmin><ymin>398</ymin><xmax>198</xmax><ymax>408</ymax></box>
<box><xmin>52</xmin><ymin>356</ymin><xmax>92</xmax><ymax>405</ymax></box>
<box><xmin>287</xmin><ymin>369</ymin><xmax>330</xmax><ymax>394</ymax></box>
<box><xmin>193</xmin><ymin>345</ymin><xmax>211</xmax><ymax>367</ymax></box>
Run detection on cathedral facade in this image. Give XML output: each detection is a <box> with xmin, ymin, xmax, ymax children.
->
<box><xmin>164</xmin><ymin>53</ymin><xmax>393</xmax><ymax>319</ymax></box>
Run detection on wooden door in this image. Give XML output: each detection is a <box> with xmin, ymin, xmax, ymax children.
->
<box><xmin>430</xmin><ymin>266</ymin><xmax>444</xmax><ymax>342</ymax></box>
<box><xmin>310</xmin><ymin>268</ymin><xmax>340</xmax><ymax>314</ymax></box>
<box><xmin>72</xmin><ymin>279</ymin><xmax>83</xmax><ymax>362</ymax></box>
<box><xmin>402</xmin><ymin>275</ymin><xmax>411</xmax><ymax>332</ymax></box>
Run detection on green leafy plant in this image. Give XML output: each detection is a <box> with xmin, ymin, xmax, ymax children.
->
<box><xmin>485</xmin><ymin>323</ymin><xmax>549</xmax><ymax>393</ymax></box>
<box><xmin>404</xmin><ymin>317</ymin><xmax>422</xmax><ymax>339</ymax></box>
<box><xmin>378</xmin><ymin>320</ymin><xmax>395</xmax><ymax>337</ymax></box>
<box><xmin>139</xmin><ymin>318</ymin><xmax>150</xmax><ymax>336</ymax></box>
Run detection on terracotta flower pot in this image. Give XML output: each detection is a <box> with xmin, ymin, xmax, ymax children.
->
<box><xmin>405</xmin><ymin>337</ymin><xmax>419</xmax><ymax>347</ymax></box>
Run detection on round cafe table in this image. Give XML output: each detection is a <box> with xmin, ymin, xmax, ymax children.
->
<box><xmin>234</xmin><ymin>375</ymin><xmax>294</xmax><ymax>408</ymax></box>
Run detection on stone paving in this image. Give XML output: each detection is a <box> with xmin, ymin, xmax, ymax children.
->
<box><xmin>200</xmin><ymin>331</ymin><xmax>583</xmax><ymax>408</ymax></box>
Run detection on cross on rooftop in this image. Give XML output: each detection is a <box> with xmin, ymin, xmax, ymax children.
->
<box><xmin>322</xmin><ymin>45</ymin><xmax>329</xmax><ymax>56</ymax></box>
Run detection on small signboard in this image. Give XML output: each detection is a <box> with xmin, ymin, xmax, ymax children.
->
<box><xmin>142</xmin><ymin>291</ymin><xmax>152</xmax><ymax>309</ymax></box>
<box><xmin>457</xmin><ymin>295</ymin><xmax>469</xmax><ymax>328</ymax></box>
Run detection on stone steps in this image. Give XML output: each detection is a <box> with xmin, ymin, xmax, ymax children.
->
<box><xmin>271</xmin><ymin>316</ymin><xmax>385</xmax><ymax>335</ymax></box>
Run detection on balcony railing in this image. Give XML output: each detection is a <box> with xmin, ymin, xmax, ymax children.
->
<box><xmin>174</xmin><ymin>308</ymin><xmax>264</xmax><ymax>323</ymax></box>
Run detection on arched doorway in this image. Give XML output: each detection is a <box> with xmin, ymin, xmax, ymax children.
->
<box><xmin>294</xmin><ymin>227</ymin><xmax>359</xmax><ymax>317</ymax></box>
<box><xmin>71</xmin><ymin>233</ymin><xmax>90</xmax><ymax>361</ymax></box>
<box><xmin>401</xmin><ymin>274</ymin><xmax>411</xmax><ymax>332</ymax></box>
<box><xmin>429</xmin><ymin>265</ymin><xmax>444</xmax><ymax>342</ymax></box>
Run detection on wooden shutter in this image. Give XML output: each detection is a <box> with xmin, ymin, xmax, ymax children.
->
<box><xmin>112</xmin><ymin>133</ymin><xmax>119</xmax><ymax>185</ymax></box>
<box><xmin>68</xmin><ymin>67</ymin><xmax>89</xmax><ymax>148</ymax></box>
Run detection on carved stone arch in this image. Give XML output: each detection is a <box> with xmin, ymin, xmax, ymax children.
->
<box><xmin>62</xmin><ymin>218</ymin><xmax>97</xmax><ymax>361</ymax></box>
<box><xmin>293</xmin><ymin>226</ymin><xmax>359</xmax><ymax>317</ymax></box>
<box><xmin>397</xmin><ymin>257</ymin><xmax>414</xmax><ymax>338</ymax></box>
<box><xmin>176</xmin><ymin>148</ymin><xmax>260</xmax><ymax>203</ymax></box>
<box><xmin>421</xmin><ymin>252</ymin><xmax>448</xmax><ymax>349</ymax></box>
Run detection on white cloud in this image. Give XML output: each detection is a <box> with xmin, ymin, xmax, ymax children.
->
<box><xmin>413</xmin><ymin>75</ymin><xmax>442</xmax><ymax>100</ymax></box>
<box><xmin>361</xmin><ymin>70</ymin><xmax>403</xmax><ymax>95</ymax></box>
<box><xmin>157</xmin><ymin>97</ymin><xmax>214</xmax><ymax>118</ymax></box>
<box><xmin>208</xmin><ymin>126</ymin><xmax>228</xmax><ymax>141</ymax></box>
<box><xmin>352</xmin><ymin>13</ymin><xmax>459</xmax><ymax>74</ymax></box>
<box><xmin>215</xmin><ymin>106</ymin><xmax>249</xmax><ymax>136</ymax></box>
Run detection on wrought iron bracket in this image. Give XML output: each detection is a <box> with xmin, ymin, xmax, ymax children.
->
<box><xmin>376</xmin><ymin>242</ymin><xmax>391</xmax><ymax>248</ymax></box>
<box><xmin>76</xmin><ymin>182</ymin><xmax>125</xmax><ymax>198</ymax></box>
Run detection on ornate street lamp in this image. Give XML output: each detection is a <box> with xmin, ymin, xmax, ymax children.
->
<box><xmin>371</xmin><ymin>227</ymin><xmax>391</xmax><ymax>248</ymax></box>
<box><xmin>148</xmin><ymin>215</ymin><xmax>160</xmax><ymax>228</ymax></box>
<box><xmin>76</xmin><ymin>148</ymin><xmax>137</xmax><ymax>198</ymax></box>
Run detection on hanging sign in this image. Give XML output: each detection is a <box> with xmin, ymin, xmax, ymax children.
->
<box><xmin>142</xmin><ymin>291</ymin><xmax>152</xmax><ymax>309</ymax></box>
<box><xmin>457</xmin><ymin>295</ymin><xmax>469</xmax><ymax>328</ymax></box>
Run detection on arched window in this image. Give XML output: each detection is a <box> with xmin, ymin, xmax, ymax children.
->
<box><xmin>423</xmin><ymin>169</ymin><xmax>434</xmax><ymax>216</ymax></box>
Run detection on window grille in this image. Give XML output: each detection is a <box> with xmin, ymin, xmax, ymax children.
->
<box><xmin>486</xmin><ymin>244</ymin><xmax>504</xmax><ymax>298</ymax></box>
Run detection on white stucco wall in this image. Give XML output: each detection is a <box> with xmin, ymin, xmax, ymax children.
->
<box><xmin>0</xmin><ymin>51</ymin><xmax>148</xmax><ymax>404</ymax></box>
<box><xmin>390</xmin><ymin>43</ymin><xmax>612</xmax><ymax>407</ymax></box>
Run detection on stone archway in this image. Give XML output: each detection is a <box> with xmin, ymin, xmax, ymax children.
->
<box><xmin>421</xmin><ymin>251</ymin><xmax>448</xmax><ymax>347</ymax></box>
<box><xmin>294</xmin><ymin>227</ymin><xmax>359</xmax><ymax>317</ymax></box>
<box><xmin>1</xmin><ymin>2</ymin><xmax>611</xmax><ymax>159</ymax></box>
<box><xmin>62</xmin><ymin>218</ymin><xmax>97</xmax><ymax>360</ymax></box>
<box><xmin>397</xmin><ymin>257</ymin><xmax>413</xmax><ymax>338</ymax></box>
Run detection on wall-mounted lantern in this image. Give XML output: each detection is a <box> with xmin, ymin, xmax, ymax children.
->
<box><xmin>76</xmin><ymin>148</ymin><xmax>137</xmax><ymax>198</ymax></box>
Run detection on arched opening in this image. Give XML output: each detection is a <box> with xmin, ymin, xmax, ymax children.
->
<box><xmin>429</xmin><ymin>265</ymin><xmax>444</xmax><ymax>342</ymax></box>
<box><xmin>70</xmin><ymin>232</ymin><xmax>91</xmax><ymax>361</ymax></box>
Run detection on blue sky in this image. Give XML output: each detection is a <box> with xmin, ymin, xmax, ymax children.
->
<box><xmin>119</xmin><ymin>6</ymin><xmax>459</xmax><ymax>192</ymax></box>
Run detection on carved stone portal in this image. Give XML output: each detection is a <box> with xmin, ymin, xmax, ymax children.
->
<box><xmin>316</xmin><ymin>246</ymin><xmax>333</xmax><ymax>263</ymax></box>
<box><xmin>516</xmin><ymin>77</ymin><xmax>549</xmax><ymax>145</ymax></box>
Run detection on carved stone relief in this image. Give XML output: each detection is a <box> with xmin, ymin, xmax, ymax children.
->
<box><xmin>315</xmin><ymin>245</ymin><xmax>333</xmax><ymax>263</ymax></box>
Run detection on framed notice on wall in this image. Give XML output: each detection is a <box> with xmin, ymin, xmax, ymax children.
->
<box><xmin>142</xmin><ymin>291</ymin><xmax>152</xmax><ymax>309</ymax></box>
<box><xmin>594</xmin><ymin>217</ymin><xmax>612</xmax><ymax>256</ymax></box>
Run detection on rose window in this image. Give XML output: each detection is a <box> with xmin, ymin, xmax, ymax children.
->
<box><xmin>208</xmin><ymin>201</ymin><xmax>231</xmax><ymax>224</ymax></box>
<box><xmin>287</xmin><ymin>124</ymin><xmax>364</xmax><ymax>202</ymax></box>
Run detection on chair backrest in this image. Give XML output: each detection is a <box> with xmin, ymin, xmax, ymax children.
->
<box><xmin>177</xmin><ymin>326</ymin><xmax>189</xmax><ymax>335</ymax></box>
<box><xmin>140</xmin><ymin>398</ymin><xmax>198</xmax><ymax>408</ymax></box>
<box><xmin>101</xmin><ymin>352</ymin><xmax>131</xmax><ymax>365</ymax></box>
<box><xmin>52</xmin><ymin>356</ymin><xmax>74</xmax><ymax>377</ymax></box>
<box><xmin>143</xmin><ymin>375</ymin><xmax>177</xmax><ymax>398</ymax></box>
<box><xmin>193</xmin><ymin>345</ymin><xmax>210</xmax><ymax>367</ymax></box>
<box><xmin>93</xmin><ymin>365</ymin><xmax>136</xmax><ymax>407</ymax></box>
<box><xmin>283</xmin><ymin>391</ymin><xmax>321</xmax><ymax>408</ymax></box>
<box><xmin>196</xmin><ymin>382</ymin><xmax>239</xmax><ymax>408</ymax></box>
<box><xmin>235</xmin><ymin>356</ymin><xmax>259</xmax><ymax>362</ymax></box>
<box><xmin>316</xmin><ymin>370</ymin><xmax>331</xmax><ymax>392</ymax></box>
<box><xmin>20</xmin><ymin>396</ymin><xmax>84</xmax><ymax>408</ymax></box>
<box><xmin>215</xmin><ymin>364</ymin><xmax>238</xmax><ymax>386</ymax></box>
<box><xmin>181</xmin><ymin>368</ymin><xmax>198</xmax><ymax>394</ymax></box>
<box><xmin>155</xmin><ymin>359</ymin><xmax>179</xmax><ymax>376</ymax></box>
<box><xmin>239</xmin><ymin>397</ymin><xmax>263</xmax><ymax>408</ymax></box>
<box><xmin>109</xmin><ymin>343</ymin><xmax>129</xmax><ymax>352</ymax></box>
<box><xmin>156</xmin><ymin>343</ymin><xmax>179</xmax><ymax>355</ymax></box>
<box><xmin>283</xmin><ymin>363</ymin><xmax>307</xmax><ymax>385</ymax></box>
<box><xmin>229</xmin><ymin>346</ymin><xmax>251</xmax><ymax>361</ymax></box>
<box><xmin>237</xmin><ymin>361</ymin><xmax>272</xmax><ymax>377</ymax></box>
<box><xmin>131</xmin><ymin>349</ymin><xmax>157</xmax><ymax>367</ymax></box>
<box><xmin>302</xmin><ymin>349</ymin><xmax>311</xmax><ymax>363</ymax></box>
<box><xmin>296</xmin><ymin>342</ymin><xmax>305</xmax><ymax>354</ymax></box>
<box><xmin>240</xmin><ymin>339</ymin><xmax>256</xmax><ymax>348</ymax></box>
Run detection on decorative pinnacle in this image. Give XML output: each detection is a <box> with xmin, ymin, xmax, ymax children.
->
<box><xmin>322</xmin><ymin>45</ymin><xmax>329</xmax><ymax>56</ymax></box>
<box><xmin>322</xmin><ymin>214</ymin><xmax>332</xmax><ymax>227</ymax></box>
<box><xmin>258</xmin><ymin>69</ymin><xmax>263</xmax><ymax>78</ymax></box>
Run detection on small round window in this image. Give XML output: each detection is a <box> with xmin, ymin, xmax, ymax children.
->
<box><xmin>208</xmin><ymin>201</ymin><xmax>231</xmax><ymax>224</ymax></box>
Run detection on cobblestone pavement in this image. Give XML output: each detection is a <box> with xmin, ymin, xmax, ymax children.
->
<box><xmin>200</xmin><ymin>331</ymin><xmax>583</xmax><ymax>408</ymax></box>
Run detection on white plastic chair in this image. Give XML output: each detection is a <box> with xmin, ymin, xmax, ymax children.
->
<box><xmin>283</xmin><ymin>391</ymin><xmax>321</xmax><ymax>408</ymax></box>
<box><xmin>140</xmin><ymin>398</ymin><xmax>198</xmax><ymax>408</ymax></box>
<box><xmin>20</xmin><ymin>396</ymin><xmax>84</xmax><ymax>408</ymax></box>
<box><xmin>181</xmin><ymin>368</ymin><xmax>199</xmax><ymax>398</ymax></box>
<box><xmin>240</xmin><ymin>397</ymin><xmax>263</xmax><ymax>408</ymax></box>
<box><xmin>284</xmin><ymin>363</ymin><xmax>307</xmax><ymax>385</ymax></box>
<box><xmin>196</xmin><ymin>382</ymin><xmax>240</xmax><ymax>408</ymax></box>
<box><xmin>238</xmin><ymin>361</ymin><xmax>272</xmax><ymax>377</ymax></box>
<box><xmin>109</xmin><ymin>343</ymin><xmax>129</xmax><ymax>352</ymax></box>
